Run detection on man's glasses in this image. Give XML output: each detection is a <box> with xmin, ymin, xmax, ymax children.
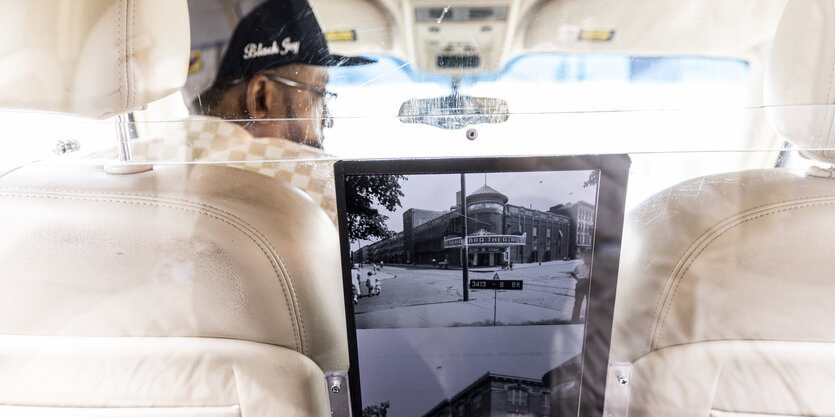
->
<box><xmin>262</xmin><ymin>74</ymin><xmax>337</xmax><ymax>102</ymax></box>
<box><xmin>262</xmin><ymin>74</ymin><xmax>337</xmax><ymax>129</ymax></box>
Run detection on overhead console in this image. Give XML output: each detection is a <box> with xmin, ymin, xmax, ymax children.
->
<box><xmin>411</xmin><ymin>2</ymin><xmax>511</xmax><ymax>74</ymax></box>
<box><xmin>314</xmin><ymin>0</ymin><xmax>529</xmax><ymax>75</ymax></box>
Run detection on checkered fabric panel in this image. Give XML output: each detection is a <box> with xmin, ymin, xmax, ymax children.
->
<box><xmin>126</xmin><ymin>116</ymin><xmax>339</xmax><ymax>224</ymax></box>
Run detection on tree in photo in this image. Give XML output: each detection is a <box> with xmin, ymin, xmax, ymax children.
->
<box><xmin>583</xmin><ymin>170</ymin><xmax>598</xmax><ymax>188</ymax></box>
<box><xmin>362</xmin><ymin>401</ymin><xmax>391</xmax><ymax>417</ymax></box>
<box><xmin>345</xmin><ymin>174</ymin><xmax>406</xmax><ymax>242</ymax></box>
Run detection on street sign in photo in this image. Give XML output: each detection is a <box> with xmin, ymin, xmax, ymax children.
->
<box><xmin>469</xmin><ymin>279</ymin><xmax>524</xmax><ymax>290</ymax></box>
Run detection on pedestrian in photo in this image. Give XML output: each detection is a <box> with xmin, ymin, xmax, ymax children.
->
<box><xmin>366</xmin><ymin>272</ymin><xmax>374</xmax><ymax>297</ymax></box>
<box><xmin>571</xmin><ymin>253</ymin><xmax>591</xmax><ymax>322</ymax></box>
<box><xmin>373</xmin><ymin>278</ymin><xmax>382</xmax><ymax>296</ymax></box>
<box><xmin>352</xmin><ymin>268</ymin><xmax>362</xmax><ymax>302</ymax></box>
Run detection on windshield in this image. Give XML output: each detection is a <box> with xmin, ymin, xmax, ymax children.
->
<box><xmin>325</xmin><ymin>53</ymin><xmax>751</xmax><ymax>152</ymax></box>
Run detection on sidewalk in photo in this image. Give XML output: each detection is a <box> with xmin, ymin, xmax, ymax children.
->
<box><xmin>365</xmin><ymin>259</ymin><xmax>579</xmax><ymax>274</ymax></box>
<box><xmin>355</xmin><ymin>298</ymin><xmax>576</xmax><ymax>328</ymax></box>
<box><xmin>434</xmin><ymin>259</ymin><xmax>579</xmax><ymax>274</ymax></box>
<box><xmin>354</xmin><ymin>268</ymin><xmax>397</xmax><ymax>281</ymax></box>
<box><xmin>367</xmin><ymin>271</ymin><xmax>396</xmax><ymax>280</ymax></box>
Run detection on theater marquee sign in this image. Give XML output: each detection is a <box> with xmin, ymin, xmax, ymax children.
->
<box><xmin>444</xmin><ymin>234</ymin><xmax>527</xmax><ymax>249</ymax></box>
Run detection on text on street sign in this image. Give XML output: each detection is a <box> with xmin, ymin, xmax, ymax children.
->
<box><xmin>469</xmin><ymin>279</ymin><xmax>523</xmax><ymax>290</ymax></box>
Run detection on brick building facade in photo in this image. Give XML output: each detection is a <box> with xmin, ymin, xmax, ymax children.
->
<box><xmin>422</xmin><ymin>373</ymin><xmax>551</xmax><ymax>417</ymax></box>
<box><xmin>355</xmin><ymin>185</ymin><xmax>594</xmax><ymax>267</ymax></box>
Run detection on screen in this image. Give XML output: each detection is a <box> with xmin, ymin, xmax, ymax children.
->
<box><xmin>335</xmin><ymin>156</ymin><xmax>629</xmax><ymax>417</ymax></box>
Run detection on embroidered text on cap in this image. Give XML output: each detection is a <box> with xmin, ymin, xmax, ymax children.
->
<box><xmin>243</xmin><ymin>37</ymin><xmax>301</xmax><ymax>60</ymax></box>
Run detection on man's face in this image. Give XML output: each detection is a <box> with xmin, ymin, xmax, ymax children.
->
<box><xmin>245</xmin><ymin>64</ymin><xmax>331</xmax><ymax>148</ymax></box>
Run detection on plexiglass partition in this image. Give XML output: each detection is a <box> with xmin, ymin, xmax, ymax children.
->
<box><xmin>4</xmin><ymin>0</ymin><xmax>835</xmax><ymax>416</ymax></box>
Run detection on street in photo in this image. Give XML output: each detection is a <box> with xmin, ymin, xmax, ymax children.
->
<box><xmin>345</xmin><ymin>170</ymin><xmax>598</xmax><ymax>329</ymax></box>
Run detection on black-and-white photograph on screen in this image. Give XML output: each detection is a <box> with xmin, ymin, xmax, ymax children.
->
<box><xmin>335</xmin><ymin>156</ymin><xmax>629</xmax><ymax>417</ymax></box>
<box><xmin>345</xmin><ymin>170</ymin><xmax>597</xmax><ymax>329</ymax></box>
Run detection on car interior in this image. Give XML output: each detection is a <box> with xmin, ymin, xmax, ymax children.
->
<box><xmin>1</xmin><ymin>0</ymin><xmax>833</xmax><ymax>416</ymax></box>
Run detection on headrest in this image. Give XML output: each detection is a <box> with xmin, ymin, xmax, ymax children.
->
<box><xmin>765</xmin><ymin>0</ymin><xmax>835</xmax><ymax>164</ymax></box>
<box><xmin>0</xmin><ymin>0</ymin><xmax>189</xmax><ymax>119</ymax></box>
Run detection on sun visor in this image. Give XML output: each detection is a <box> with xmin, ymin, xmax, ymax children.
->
<box><xmin>523</xmin><ymin>0</ymin><xmax>784</xmax><ymax>57</ymax></box>
<box><xmin>310</xmin><ymin>0</ymin><xmax>393</xmax><ymax>56</ymax></box>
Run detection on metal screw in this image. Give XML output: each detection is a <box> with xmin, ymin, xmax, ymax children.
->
<box><xmin>466</xmin><ymin>128</ymin><xmax>478</xmax><ymax>140</ymax></box>
<box><xmin>617</xmin><ymin>376</ymin><xmax>628</xmax><ymax>386</ymax></box>
<box><xmin>329</xmin><ymin>378</ymin><xmax>342</xmax><ymax>394</ymax></box>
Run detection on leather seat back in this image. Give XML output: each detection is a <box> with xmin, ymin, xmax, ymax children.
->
<box><xmin>610</xmin><ymin>1</ymin><xmax>835</xmax><ymax>416</ymax></box>
<box><xmin>0</xmin><ymin>1</ymin><xmax>347</xmax><ymax>416</ymax></box>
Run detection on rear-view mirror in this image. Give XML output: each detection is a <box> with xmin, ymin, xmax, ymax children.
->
<box><xmin>398</xmin><ymin>95</ymin><xmax>510</xmax><ymax>130</ymax></box>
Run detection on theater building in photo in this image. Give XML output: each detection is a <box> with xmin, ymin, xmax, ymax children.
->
<box><xmin>421</xmin><ymin>372</ymin><xmax>550</xmax><ymax>417</ymax></box>
<box><xmin>355</xmin><ymin>184</ymin><xmax>593</xmax><ymax>267</ymax></box>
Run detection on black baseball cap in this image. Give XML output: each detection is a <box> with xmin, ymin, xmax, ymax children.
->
<box><xmin>213</xmin><ymin>0</ymin><xmax>374</xmax><ymax>85</ymax></box>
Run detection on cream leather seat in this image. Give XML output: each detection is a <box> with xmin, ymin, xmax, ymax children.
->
<box><xmin>610</xmin><ymin>1</ymin><xmax>835</xmax><ymax>416</ymax></box>
<box><xmin>0</xmin><ymin>1</ymin><xmax>346</xmax><ymax>416</ymax></box>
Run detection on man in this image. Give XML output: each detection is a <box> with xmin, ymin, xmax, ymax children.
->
<box><xmin>193</xmin><ymin>0</ymin><xmax>373</xmax><ymax>149</ymax></box>
<box><xmin>109</xmin><ymin>0</ymin><xmax>373</xmax><ymax>223</ymax></box>
<box><xmin>570</xmin><ymin>253</ymin><xmax>591</xmax><ymax>322</ymax></box>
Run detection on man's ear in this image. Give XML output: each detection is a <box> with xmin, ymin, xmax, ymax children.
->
<box><xmin>244</xmin><ymin>74</ymin><xmax>279</xmax><ymax>118</ymax></box>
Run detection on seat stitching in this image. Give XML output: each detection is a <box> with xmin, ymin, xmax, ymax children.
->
<box><xmin>817</xmin><ymin>0</ymin><xmax>835</xmax><ymax>155</ymax></box>
<box><xmin>128</xmin><ymin>0</ymin><xmax>136</xmax><ymax>107</ymax></box>
<box><xmin>644</xmin><ymin>189</ymin><xmax>835</xmax><ymax>351</ymax></box>
<box><xmin>641</xmin><ymin>187</ymin><xmax>835</xmax><ymax>353</ymax></box>
<box><xmin>0</xmin><ymin>186</ymin><xmax>310</xmax><ymax>209</ymax></box>
<box><xmin>653</xmin><ymin>199</ymin><xmax>835</xmax><ymax>349</ymax></box>
<box><xmin>655</xmin><ymin>200</ymin><xmax>835</xmax><ymax>348</ymax></box>
<box><xmin>117</xmin><ymin>0</ymin><xmax>125</xmax><ymax>110</ymax></box>
<box><xmin>4</xmin><ymin>191</ymin><xmax>303</xmax><ymax>352</ymax></box>
<box><xmin>0</xmin><ymin>192</ymin><xmax>303</xmax><ymax>352</ymax></box>
<box><xmin>231</xmin><ymin>365</ymin><xmax>242</xmax><ymax>415</ymax></box>
<box><xmin>632</xmin><ymin>338</ymin><xmax>835</xmax><ymax>364</ymax></box>
<box><xmin>249</xmin><ymin>228</ymin><xmax>307</xmax><ymax>355</ymax></box>
<box><xmin>0</xmin><ymin>185</ymin><xmax>322</xmax><ymax>354</ymax></box>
